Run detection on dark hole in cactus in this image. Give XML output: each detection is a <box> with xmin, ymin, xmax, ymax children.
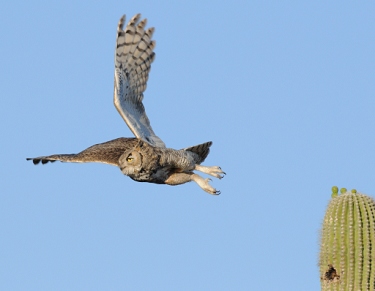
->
<box><xmin>324</xmin><ymin>264</ymin><xmax>340</xmax><ymax>281</ymax></box>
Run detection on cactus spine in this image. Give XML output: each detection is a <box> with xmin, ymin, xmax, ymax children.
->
<box><xmin>320</xmin><ymin>187</ymin><xmax>375</xmax><ymax>291</ymax></box>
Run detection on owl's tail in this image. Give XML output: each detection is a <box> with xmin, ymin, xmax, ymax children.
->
<box><xmin>183</xmin><ymin>141</ymin><xmax>212</xmax><ymax>164</ymax></box>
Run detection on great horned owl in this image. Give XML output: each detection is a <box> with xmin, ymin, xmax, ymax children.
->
<box><xmin>27</xmin><ymin>14</ymin><xmax>225</xmax><ymax>195</ymax></box>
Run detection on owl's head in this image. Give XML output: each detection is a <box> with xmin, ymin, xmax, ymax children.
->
<box><xmin>119</xmin><ymin>150</ymin><xmax>142</xmax><ymax>176</ymax></box>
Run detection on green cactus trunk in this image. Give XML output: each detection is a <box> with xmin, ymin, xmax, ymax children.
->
<box><xmin>320</xmin><ymin>188</ymin><xmax>375</xmax><ymax>291</ymax></box>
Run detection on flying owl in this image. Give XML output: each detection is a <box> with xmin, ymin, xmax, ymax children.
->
<box><xmin>27</xmin><ymin>14</ymin><xmax>225</xmax><ymax>194</ymax></box>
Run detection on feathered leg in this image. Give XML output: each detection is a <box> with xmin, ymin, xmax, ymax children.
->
<box><xmin>194</xmin><ymin>164</ymin><xmax>226</xmax><ymax>179</ymax></box>
<box><xmin>165</xmin><ymin>172</ymin><xmax>220</xmax><ymax>195</ymax></box>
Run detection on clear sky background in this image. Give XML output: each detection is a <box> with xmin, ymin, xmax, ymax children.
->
<box><xmin>1</xmin><ymin>1</ymin><xmax>375</xmax><ymax>290</ymax></box>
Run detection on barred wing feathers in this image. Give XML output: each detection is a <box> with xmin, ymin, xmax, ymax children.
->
<box><xmin>113</xmin><ymin>14</ymin><xmax>165</xmax><ymax>148</ymax></box>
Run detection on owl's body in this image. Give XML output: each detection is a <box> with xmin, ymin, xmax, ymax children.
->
<box><xmin>27</xmin><ymin>14</ymin><xmax>225</xmax><ymax>194</ymax></box>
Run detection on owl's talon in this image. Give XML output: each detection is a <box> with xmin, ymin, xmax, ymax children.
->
<box><xmin>191</xmin><ymin>174</ymin><xmax>221</xmax><ymax>195</ymax></box>
<box><xmin>195</xmin><ymin>165</ymin><xmax>226</xmax><ymax>179</ymax></box>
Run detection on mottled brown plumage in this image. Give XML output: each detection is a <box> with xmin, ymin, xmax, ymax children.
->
<box><xmin>27</xmin><ymin>138</ymin><xmax>137</xmax><ymax>166</ymax></box>
<box><xmin>27</xmin><ymin>14</ymin><xmax>225</xmax><ymax>194</ymax></box>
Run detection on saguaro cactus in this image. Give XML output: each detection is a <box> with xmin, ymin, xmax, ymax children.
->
<box><xmin>319</xmin><ymin>187</ymin><xmax>375</xmax><ymax>291</ymax></box>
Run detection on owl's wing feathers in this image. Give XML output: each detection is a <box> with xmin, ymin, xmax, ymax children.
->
<box><xmin>113</xmin><ymin>14</ymin><xmax>166</xmax><ymax>148</ymax></box>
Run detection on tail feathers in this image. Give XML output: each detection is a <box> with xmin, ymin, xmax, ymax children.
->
<box><xmin>26</xmin><ymin>154</ymin><xmax>76</xmax><ymax>165</ymax></box>
<box><xmin>183</xmin><ymin>141</ymin><xmax>212</xmax><ymax>164</ymax></box>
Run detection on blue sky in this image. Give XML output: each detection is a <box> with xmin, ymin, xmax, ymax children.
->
<box><xmin>1</xmin><ymin>1</ymin><xmax>375</xmax><ymax>290</ymax></box>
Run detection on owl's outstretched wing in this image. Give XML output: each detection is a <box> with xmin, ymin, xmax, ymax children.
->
<box><xmin>113</xmin><ymin>14</ymin><xmax>165</xmax><ymax>148</ymax></box>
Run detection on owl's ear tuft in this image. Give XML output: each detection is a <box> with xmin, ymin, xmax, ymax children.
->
<box><xmin>137</xmin><ymin>140</ymin><xmax>144</xmax><ymax>149</ymax></box>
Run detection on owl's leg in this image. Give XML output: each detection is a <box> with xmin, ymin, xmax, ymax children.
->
<box><xmin>164</xmin><ymin>172</ymin><xmax>192</xmax><ymax>185</ymax></box>
<box><xmin>165</xmin><ymin>172</ymin><xmax>220</xmax><ymax>195</ymax></box>
<box><xmin>190</xmin><ymin>173</ymin><xmax>220</xmax><ymax>195</ymax></box>
<box><xmin>194</xmin><ymin>165</ymin><xmax>226</xmax><ymax>179</ymax></box>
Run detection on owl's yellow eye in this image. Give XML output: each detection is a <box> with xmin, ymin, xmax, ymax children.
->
<box><xmin>127</xmin><ymin>156</ymin><xmax>133</xmax><ymax>162</ymax></box>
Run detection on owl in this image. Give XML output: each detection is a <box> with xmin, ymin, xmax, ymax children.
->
<box><xmin>27</xmin><ymin>14</ymin><xmax>225</xmax><ymax>195</ymax></box>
